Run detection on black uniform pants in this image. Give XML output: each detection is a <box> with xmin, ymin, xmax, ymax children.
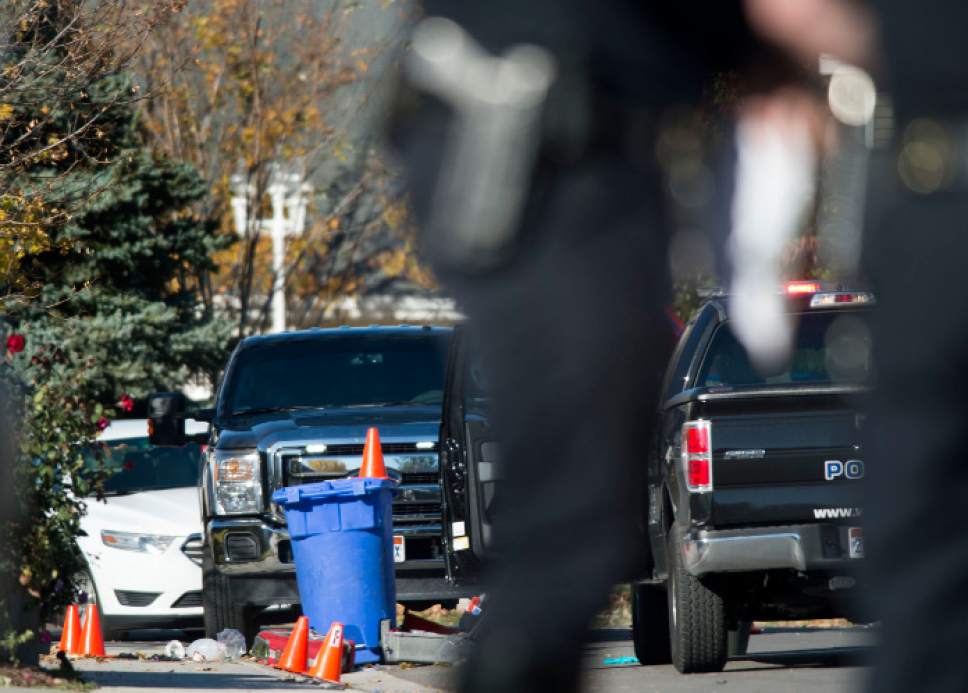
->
<box><xmin>437</xmin><ymin>155</ymin><xmax>674</xmax><ymax>693</ymax></box>
<box><xmin>863</xmin><ymin>149</ymin><xmax>968</xmax><ymax>693</ymax></box>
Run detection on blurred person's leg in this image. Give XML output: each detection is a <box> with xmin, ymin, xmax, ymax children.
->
<box><xmin>398</xmin><ymin>109</ymin><xmax>674</xmax><ymax>693</ymax></box>
<box><xmin>396</xmin><ymin>91</ymin><xmax>676</xmax><ymax>693</ymax></box>
<box><xmin>447</xmin><ymin>158</ymin><xmax>675</xmax><ymax>693</ymax></box>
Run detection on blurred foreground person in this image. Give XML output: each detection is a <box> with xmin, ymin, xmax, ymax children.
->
<box><xmin>748</xmin><ymin>1</ymin><xmax>968</xmax><ymax>691</ymax></box>
<box><xmin>390</xmin><ymin>3</ymin><xmax>813</xmax><ymax>691</ymax></box>
<box><xmin>859</xmin><ymin>5</ymin><xmax>968</xmax><ymax>693</ymax></box>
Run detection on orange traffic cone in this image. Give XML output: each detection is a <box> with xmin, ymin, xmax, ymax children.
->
<box><xmin>308</xmin><ymin>621</ymin><xmax>344</xmax><ymax>683</ymax></box>
<box><xmin>276</xmin><ymin>615</ymin><xmax>309</xmax><ymax>673</ymax></box>
<box><xmin>80</xmin><ymin>599</ymin><xmax>106</xmax><ymax>657</ymax></box>
<box><xmin>58</xmin><ymin>604</ymin><xmax>82</xmax><ymax>655</ymax></box>
<box><xmin>358</xmin><ymin>427</ymin><xmax>388</xmax><ymax>479</ymax></box>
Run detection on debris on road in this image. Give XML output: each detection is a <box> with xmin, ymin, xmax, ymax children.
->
<box><xmin>163</xmin><ymin>639</ymin><xmax>186</xmax><ymax>660</ymax></box>
<box><xmin>602</xmin><ymin>656</ymin><xmax>640</xmax><ymax>666</ymax></box>
<box><xmin>380</xmin><ymin>618</ymin><xmax>469</xmax><ymax>665</ymax></box>
<box><xmin>253</xmin><ymin>616</ymin><xmax>356</xmax><ymax>686</ymax></box>
<box><xmin>217</xmin><ymin>628</ymin><xmax>247</xmax><ymax>658</ymax></box>
<box><xmin>113</xmin><ymin>651</ymin><xmax>182</xmax><ymax>662</ymax></box>
<box><xmin>185</xmin><ymin>638</ymin><xmax>228</xmax><ymax>662</ymax></box>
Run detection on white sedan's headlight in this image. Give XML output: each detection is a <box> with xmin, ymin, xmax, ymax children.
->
<box><xmin>101</xmin><ymin>530</ymin><xmax>175</xmax><ymax>554</ymax></box>
<box><xmin>212</xmin><ymin>449</ymin><xmax>262</xmax><ymax>515</ymax></box>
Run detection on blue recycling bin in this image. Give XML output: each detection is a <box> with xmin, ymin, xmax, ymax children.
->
<box><xmin>272</xmin><ymin>477</ymin><xmax>397</xmax><ymax>664</ymax></box>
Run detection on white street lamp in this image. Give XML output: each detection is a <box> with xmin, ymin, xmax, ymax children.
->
<box><xmin>230</xmin><ymin>165</ymin><xmax>311</xmax><ymax>333</ymax></box>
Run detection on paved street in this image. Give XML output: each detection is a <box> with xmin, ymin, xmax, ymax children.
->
<box><xmin>578</xmin><ymin>627</ymin><xmax>873</xmax><ymax>693</ymax></box>
<box><xmin>24</xmin><ymin>626</ymin><xmax>873</xmax><ymax>692</ymax></box>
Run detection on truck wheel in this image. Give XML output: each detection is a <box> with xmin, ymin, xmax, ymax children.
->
<box><xmin>631</xmin><ymin>583</ymin><xmax>671</xmax><ymax>665</ymax></box>
<box><xmin>666</xmin><ymin>531</ymin><xmax>728</xmax><ymax>673</ymax></box>
<box><xmin>202</xmin><ymin>552</ymin><xmax>258</xmax><ymax>645</ymax></box>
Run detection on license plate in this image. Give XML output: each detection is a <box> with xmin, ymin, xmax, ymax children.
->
<box><xmin>393</xmin><ymin>535</ymin><xmax>406</xmax><ymax>563</ymax></box>
<box><xmin>848</xmin><ymin>527</ymin><xmax>864</xmax><ymax>559</ymax></box>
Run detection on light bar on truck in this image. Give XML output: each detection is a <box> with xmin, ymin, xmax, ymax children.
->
<box><xmin>682</xmin><ymin>420</ymin><xmax>713</xmax><ymax>493</ymax></box>
<box><xmin>809</xmin><ymin>291</ymin><xmax>875</xmax><ymax>308</ymax></box>
<box><xmin>785</xmin><ymin>280</ymin><xmax>822</xmax><ymax>295</ymax></box>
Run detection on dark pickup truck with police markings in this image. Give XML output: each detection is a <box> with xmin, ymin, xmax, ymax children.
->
<box><xmin>634</xmin><ymin>287</ymin><xmax>873</xmax><ymax>674</ymax></box>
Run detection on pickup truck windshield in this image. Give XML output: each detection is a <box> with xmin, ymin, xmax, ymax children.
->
<box><xmin>699</xmin><ymin>311</ymin><xmax>872</xmax><ymax>388</ymax></box>
<box><xmin>83</xmin><ymin>437</ymin><xmax>203</xmax><ymax>496</ymax></box>
<box><xmin>224</xmin><ymin>332</ymin><xmax>451</xmax><ymax>416</ymax></box>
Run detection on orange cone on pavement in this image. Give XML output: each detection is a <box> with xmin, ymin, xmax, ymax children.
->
<box><xmin>276</xmin><ymin>615</ymin><xmax>309</xmax><ymax>673</ymax></box>
<box><xmin>308</xmin><ymin>621</ymin><xmax>344</xmax><ymax>683</ymax></box>
<box><xmin>358</xmin><ymin>427</ymin><xmax>388</xmax><ymax>479</ymax></box>
<box><xmin>80</xmin><ymin>599</ymin><xmax>106</xmax><ymax>657</ymax></box>
<box><xmin>58</xmin><ymin>604</ymin><xmax>82</xmax><ymax>655</ymax></box>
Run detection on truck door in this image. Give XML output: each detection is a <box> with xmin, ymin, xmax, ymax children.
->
<box><xmin>439</xmin><ymin>326</ymin><xmax>499</xmax><ymax>583</ymax></box>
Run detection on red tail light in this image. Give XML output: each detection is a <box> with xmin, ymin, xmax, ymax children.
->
<box><xmin>682</xmin><ymin>420</ymin><xmax>713</xmax><ymax>493</ymax></box>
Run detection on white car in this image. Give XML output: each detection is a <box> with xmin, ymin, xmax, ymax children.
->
<box><xmin>74</xmin><ymin>418</ymin><xmax>209</xmax><ymax>639</ymax></box>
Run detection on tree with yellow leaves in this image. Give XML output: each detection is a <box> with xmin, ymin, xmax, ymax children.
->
<box><xmin>0</xmin><ymin>0</ymin><xmax>176</xmax><ymax>294</ymax></box>
<box><xmin>132</xmin><ymin>0</ymin><xmax>436</xmax><ymax>334</ymax></box>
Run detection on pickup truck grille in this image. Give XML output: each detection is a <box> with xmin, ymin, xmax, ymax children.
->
<box><xmin>401</xmin><ymin>473</ymin><xmax>437</xmax><ymax>484</ymax></box>
<box><xmin>394</xmin><ymin>503</ymin><xmax>440</xmax><ymax>518</ymax></box>
<box><xmin>314</xmin><ymin>443</ymin><xmax>438</xmax><ymax>456</ymax></box>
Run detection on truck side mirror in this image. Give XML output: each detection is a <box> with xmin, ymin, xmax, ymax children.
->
<box><xmin>148</xmin><ymin>392</ymin><xmax>187</xmax><ymax>447</ymax></box>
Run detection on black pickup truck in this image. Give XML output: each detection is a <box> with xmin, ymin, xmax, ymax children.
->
<box><xmin>635</xmin><ymin>287</ymin><xmax>873</xmax><ymax>673</ymax></box>
<box><xmin>149</xmin><ymin>325</ymin><xmax>494</xmax><ymax>642</ymax></box>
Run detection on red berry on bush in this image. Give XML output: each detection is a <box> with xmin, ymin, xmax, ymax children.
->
<box><xmin>118</xmin><ymin>393</ymin><xmax>134</xmax><ymax>413</ymax></box>
<box><xmin>6</xmin><ymin>333</ymin><xmax>25</xmax><ymax>354</ymax></box>
<box><xmin>96</xmin><ymin>417</ymin><xmax>110</xmax><ymax>431</ymax></box>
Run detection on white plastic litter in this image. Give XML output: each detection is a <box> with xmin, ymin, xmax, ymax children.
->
<box><xmin>164</xmin><ymin>640</ymin><xmax>186</xmax><ymax>660</ymax></box>
<box><xmin>185</xmin><ymin>638</ymin><xmax>228</xmax><ymax>662</ymax></box>
<box><xmin>216</xmin><ymin>628</ymin><xmax>247</xmax><ymax>658</ymax></box>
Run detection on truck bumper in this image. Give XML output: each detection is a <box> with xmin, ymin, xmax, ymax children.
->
<box><xmin>681</xmin><ymin>523</ymin><xmax>862</xmax><ymax>576</ymax></box>
<box><xmin>209</xmin><ymin>518</ymin><xmax>294</xmax><ymax>576</ymax></box>
<box><xmin>208</xmin><ymin>518</ymin><xmax>478</xmax><ymax>603</ymax></box>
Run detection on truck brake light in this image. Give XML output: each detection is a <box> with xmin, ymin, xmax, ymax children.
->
<box><xmin>785</xmin><ymin>280</ymin><xmax>821</xmax><ymax>295</ymax></box>
<box><xmin>682</xmin><ymin>420</ymin><xmax>713</xmax><ymax>493</ymax></box>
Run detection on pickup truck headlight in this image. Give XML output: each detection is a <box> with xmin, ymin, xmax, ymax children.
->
<box><xmin>101</xmin><ymin>530</ymin><xmax>175</xmax><ymax>554</ymax></box>
<box><xmin>212</xmin><ymin>450</ymin><xmax>262</xmax><ymax>515</ymax></box>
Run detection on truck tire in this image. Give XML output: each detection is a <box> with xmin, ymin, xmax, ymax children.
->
<box><xmin>666</xmin><ymin>531</ymin><xmax>728</xmax><ymax>673</ymax></box>
<box><xmin>631</xmin><ymin>583</ymin><xmax>672</xmax><ymax>664</ymax></box>
<box><xmin>202</xmin><ymin>552</ymin><xmax>258</xmax><ymax>645</ymax></box>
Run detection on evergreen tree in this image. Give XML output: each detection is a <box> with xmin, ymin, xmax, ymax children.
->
<box><xmin>20</xmin><ymin>109</ymin><xmax>234</xmax><ymax>401</ymax></box>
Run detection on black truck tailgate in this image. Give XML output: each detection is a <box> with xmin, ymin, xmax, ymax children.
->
<box><xmin>695</xmin><ymin>386</ymin><xmax>865</xmax><ymax>527</ymax></box>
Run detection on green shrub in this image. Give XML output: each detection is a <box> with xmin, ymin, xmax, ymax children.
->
<box><xmin>0</xmin><ymin>329</ymin><xmax>115</xmax><ymax>662</ymax></box>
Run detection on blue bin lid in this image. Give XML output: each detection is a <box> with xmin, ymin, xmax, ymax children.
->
<box><xmin>272</xmin><ymin>477</ymin><xmax>397</xmax><ymax>508</ymax></box>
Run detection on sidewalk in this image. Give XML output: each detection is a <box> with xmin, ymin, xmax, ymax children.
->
<box><xmin>22</xmin><ymin>641</ymin><xmax>448</xmax><ymax>693</ymax></box>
